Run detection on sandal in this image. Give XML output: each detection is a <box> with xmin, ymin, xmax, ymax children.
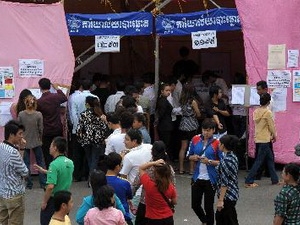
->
<box><xmin>178</xmin><ymin>171</ymin><xmax>185</xmax><ymax>174</ymax></box>
<box><xmin>244</xmin><ymin>183</ymin><xmax>259</xmax><ymax>188</ymax></box>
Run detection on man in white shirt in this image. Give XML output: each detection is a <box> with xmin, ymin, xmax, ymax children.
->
<box><xmin>142</xmin><ymin>74</ymin><xmax>156</xmax><ymax>116</ymax></box>
<box><xmin>120</xmin><ymin>129</ymin><xmax>152</xmax><ymax>184</ymax></box>
<box><xmin>71</xmin><ymin>79</ymin><xmax>98</xmax><ymax>182</ymax></box>
<box><xmin>105</xmin><ymin>111</ymin><xmax>134</xmax><ymax>155</ymax></box>
<box><xmin>104</xmin><ymin>80</ymin><xmax>125</xmax><ymax>113</ymax></box>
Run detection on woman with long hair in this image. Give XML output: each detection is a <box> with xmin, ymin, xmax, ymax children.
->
<box><xmin>76</xmin><ymin>170</ymin><xmax>124</xmax><ymax>225</ymax></box>
<box><xmin>18</xmin><ymin>94</ymin><xmax>46</xmax><ymax>189</ymax></box>
<box><xmin>10</xmin><ymin>89</ymin><xmax>32</xmax><ymax>119</ymax></box>
<box><xmin>139</xmin><ymin>159</ymin><xmax>177</xmax><ymax>225</ymax></box>
<box><xmin>178</xmin><ymin>84</ymin><xmax>201</xmax><ymax>174</ymax></box>
<box><xmin>155</xmin><ymin>83</ymin><xmax>173</xmax><ymax>158</ymax></box>
<box><xmin>76</xmin><ymin>96</ymin><xmax>109</xmax><ymax>174</ymax></box>
<box><xmin>216</xmin><ymin>135</ymin><xmax>239</xmax><ymax>225</ymax></box>
<box><xmin>132</xmin><ymin>141</ymin><xmax>175</xmax><ymax>225</ymax></box>
<box><xmin>273</xmin><ymin>163</ymin><xmax>300</xmax><ymax>225</ymax></box>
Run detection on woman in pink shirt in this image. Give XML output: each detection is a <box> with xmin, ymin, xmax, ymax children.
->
<box><xmin>84</xmin><ymin>185</ymin><xmax>126</xmax><ymax>225</ymax></box>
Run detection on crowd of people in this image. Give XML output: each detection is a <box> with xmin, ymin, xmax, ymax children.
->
<box><xmin>0</xmin><ymin>47</ymin><xmax>300</xmax><ymax>225</ymax></box>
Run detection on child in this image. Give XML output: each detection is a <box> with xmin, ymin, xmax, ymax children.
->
<box><xmin>49</xmin><ymin>191</ymin><xmax>73</xmax><ymax>225</ymax></box>
<box><xmin>84</xmin><ymin>185</ymin><xmax>126</xmax><ymax>225</ymax></box>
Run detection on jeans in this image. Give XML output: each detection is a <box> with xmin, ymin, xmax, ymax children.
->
<box><xmin>40</xmin><ymin>197</ymin><xmax>54</xmax><ymax>225</ymax></box>
<box><xmin>84</xmin><ymin>143</ymin><xmax>105</xmax><ymax>173</ymax></box>
<box><xmin>0</xmin><ymin>194</ymin><xmax>25</xmax><ymax>225</ymax></box>
<box><xmin>191</xmin><ymin>179</ymin><xmax>216</xmax><ymax>225</ymax></box>
<box><xmin>245</xmin><ymin>143</ymin><xmax>278</xmax><ymax>184</ymax></box>
<box><xmin>23</xmin><ymin>146</ymin><xmax>46</xmax><ymax>188</ymax></box>
<box><xmin>215</xmin><ymin>200</ymin><xmax>239</xmax><ymax>225</ymax></box>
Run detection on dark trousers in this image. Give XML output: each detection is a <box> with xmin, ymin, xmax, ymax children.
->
<box><xmin>72</xmin><ymin>134</ymin><xmax>88</xmax><ymax>181</ymax></box>
<box><xmin>42</xmin><ymin>135</ymin><xmax>59</xmax><ymax>169</ymax></box>
<box><xmin>40</xmin><ymin>197</ymin><xmax>54</xmax><ymax>225</ymax></box>
<box><xmin>255</xmin><ymin>142</ymin><xmax>273</xmax><ymax>178</ymax></box>
<box><xmin>158</xmin><ymin>130</ymin><xmax>172</xmax><ymax>160</ymax></box>
<box><xmin>135</xmin><ymin>203</ymin><xmax>147</xmax><ymax>225</ymax></box>
<box><xmin>191</xmin><ymin>179</ymin><xmax>216</xmax><ymax>225</ymax></box>
<box><xmin>215</xmin><ymin>200</ymin><xmax>239</xmax><ymax>225</ymax></box>
<box><xmin>146</xmin><ymin>216</ymin><xmax>174</xmax><ymax>225</ymax></box>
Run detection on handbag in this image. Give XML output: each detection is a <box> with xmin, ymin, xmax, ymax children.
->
<box><xmin>159</xmin><ymin>191</ymin><xmax>175</xmax><ymax>213</ymax></box>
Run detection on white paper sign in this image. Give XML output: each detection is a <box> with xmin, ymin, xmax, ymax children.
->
<box><xmin>191</xmin><ymin>30</ymin><xmax>217</xmax><ymax>49</ymax></box>
<box><xmin>271</xmin><ymin>88</ymin><xmax>287</xmax><ymax>112</ymax></box>
<box><xmin>95</xmin><ymin>35</ymin><xmax>120</xmax><ymax>53</ymax></box>
<box><xmin>19</xmin><ymin>59</ymin><xmax>44</xmax><ymax>77</ymax></box>
<box><xmin>250</xmin><ymin>86</ymin><xmax>260</xmax><ymax>105</ymax></box>
<box><xmin>267</xmin><ymin>70</ymin><xmax>291</xmax><ymax>88</ymax></box>
<box><xmin>231</xmin><ymin>86</ymin><xmax>245</xmax><ymax>105</ymax></box>
<box><xmin>287</xmin><ymin>49</ymin><xmax>299</xmax><ymax>68</ymax></box>
<box><xmin>0</xmin><ymin>102</ymin><xmax>13</xmax><ymax>126</ymax></box>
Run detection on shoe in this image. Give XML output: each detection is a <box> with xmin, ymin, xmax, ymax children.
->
<box><xmin>272</xmin><ymin>180</ymin><xmax>284</xmax><ymax>185</ymax></box>
<box><xmin>73</xmin><ymin>178</ymin><xmax>82</xmax><ymax>182</ymax></box>
<box><xmin>244</xmin><ymin>183</ymin><xmax>259</xmax><ymax>188</ymax></box>
<box><xmin>178</xmin><ymin>171</ymin><xmax>185</xmax><ymax>174</ymax></box>
<box><xmin>189</xmin><ymin>172</ymin><xmax>194</xmax><ymax>175</ymax></box>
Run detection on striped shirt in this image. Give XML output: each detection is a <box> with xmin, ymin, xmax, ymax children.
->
<box><xmin>0</xmin><ymin>141</ymin><xmax>28</xmax><ymax>199</ymax></box>
<box><xmin>217</xmin><ymin>151</ymin><xmax>239</xmax><ymax>201</ymax></box>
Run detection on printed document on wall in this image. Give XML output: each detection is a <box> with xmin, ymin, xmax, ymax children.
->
<box><xmin>287</xmin><ymin>50</ymin><xmax>299</xmax><ymax>68</ymax></box>
<box><xmin>292</xmin><ymin>70</ymin><xmax>300</xmax><ymax>102</ymax></box>
<box><xmin>271</xmin><ymin>88</ymin><xmax>287</xmax><ymax>112</ymax></box>
<box><xmin>231</xmin><ymin>86</ymin><xmax>245</xmax><ymax>105</ymax></box>
<box><xmin>267</xmin><ymin>44</ymin><xmax>286</xmax><ymax>69</ymax></box>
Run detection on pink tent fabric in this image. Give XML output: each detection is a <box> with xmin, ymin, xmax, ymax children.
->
<box><xmin>0</xmin><ymin>1</ymin><xmax>74</xmax><ymax>140</ymax></box>
<box><xmin>236</xmin><ymin>0</ymin><xmax>300</xmax><ymax>164</ymax></box>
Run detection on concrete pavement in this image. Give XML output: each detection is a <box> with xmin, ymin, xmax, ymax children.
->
<box><xmin>24</xmin><ymin>170</ymin><xmax>282</xmax><ymax>225</ymax></box>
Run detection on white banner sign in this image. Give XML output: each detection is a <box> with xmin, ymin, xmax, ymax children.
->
<box><xmin>19</xmin><ymin>59</ymin><xmax>44</xmax><ymax>77</ymax></box>
<box><xmin>191</xmin><ymin>30</ymin><xmax>217</xmax><ymax>49</ymax></box>
<box><xmin>95</xmin><ymin>35</ymin><xmax>120</xmax><ymax>53</ymax></box>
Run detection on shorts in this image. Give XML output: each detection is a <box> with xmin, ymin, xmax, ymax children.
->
<box><xmin>179</xmin><ymin>130</ymin><xmax>197</xmax><ymax>141</ymax></box>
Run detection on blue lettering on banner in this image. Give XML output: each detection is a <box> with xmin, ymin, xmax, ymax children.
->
<box><xmin>66</xmin><ymin>12</ymin><xmax>153</xmax><ymax>36</ymax></box>
<box><xmin>156</xmin><ymin>8</ymin><xmax>241</xmax><ymax>36</ymax></box>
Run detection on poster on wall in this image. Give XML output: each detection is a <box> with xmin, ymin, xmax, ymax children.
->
<box><xmin>271</xmin><ymin>88</ymin><xmax>287</xmax><ymax>112</ymax></box>
<box><xmin>292</xmin><ymin>70</ymin><xmax>300</xmax><ymax>102</ymax></box>
<box><xmin>267</xmin><ymin>44</ymin><xmax>286</xmax><ymax>69</ymax></box>
<box><xmin>287</xmin><ymin>49</ymin><xmax>299</xmax><ymax>68</ymax></box>
<box><xmin>19</xmin><ymin>59</ymin><xmax>44</xmax><ymax>77</ymax></box>
<box><xmin>191</xmin><ymin>30</ymin><xmax>217</xmax><ymax>49</ymax></box>
<box><xmin>0</xmin><ymin>67</ymin><xmax>15</xmax><ymax>98</ymax></box>
<box><xmin>95</xmin><ymin>35</ymin><xmax>120</xmax><ymax>53</ymax></box>
<box><xmin>267</xmin><ymin>70</ymin><xmax>291</xmax><ymax>88</ymax></box>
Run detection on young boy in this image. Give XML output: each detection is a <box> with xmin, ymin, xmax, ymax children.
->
<box><xmin>49</xmin><ymin>190</ymin><xmax>73</xmax><ymax>225</ymax></box>
<box><xmin>132</xmin><ymin>113</ymin><xmax>151</xmax><ymax>144</ymax></box>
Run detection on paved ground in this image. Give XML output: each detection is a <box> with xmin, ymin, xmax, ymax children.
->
<box><xmin>24</xmin><ymin>169</ymin><xmax>282</xmax><ymax>225</ymax></box>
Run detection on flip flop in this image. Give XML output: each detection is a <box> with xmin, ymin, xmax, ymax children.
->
<box><xmin>178</xmin><ymin>171</ymin><xmax>185</xmax><ymax>175</ymax></box>
<box><xmin>244</xmin><ymin>183</ymin><xmax>259</xmax><ymax>188</ymax></box>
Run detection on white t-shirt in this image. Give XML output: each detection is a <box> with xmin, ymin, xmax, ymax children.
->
<box><xmin>120</xmin><ymin>143</ymin><xmax>152</xmax><ymax>184</ymax></box>
<box><xmin>197</xmin><ymin>151</ymin><xmax>209</xmax><ymax>180</ymax></box>
<box><xmin>105</xmin><ymin>133</ymin><xmax>126</xmax><ymax>155</ymax></box>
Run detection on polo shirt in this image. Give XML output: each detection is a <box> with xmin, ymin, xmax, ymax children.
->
<box><xmin>47</xmin><ymin>155</ymin><xmax>74</xmax><ymax>196</ymax></box>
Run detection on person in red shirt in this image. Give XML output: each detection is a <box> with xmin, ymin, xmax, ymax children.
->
<box><xmin>139</xmin><ymin>159</ymin><xmax>177</xmax><ymax>225</ymax></box>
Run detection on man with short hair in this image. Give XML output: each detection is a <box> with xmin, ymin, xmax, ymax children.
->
<box><xmin>0</xmin><ymin>120</ymin><xmax>28</xmax><ymax>225</ymax></box>
<box><xmin>105</xmin><ymin>111</ymin><xmax>134</xmax><ymax>155</ymax></box>
<box><xmin>70</xmin><ymin>79</ymin><xmax>98</xmax><ymax>182</ymax></box>
<box><xmin>120</xmin><ymin>129</ymin><xmax>152</xmax><ymax>184</ymax></box>
<box><xmin>49</xmin><ymin>191</ymin><xmax>73</xmax><ymax>225</ymax></box>
<box><xmin>245</xmin><ymin>93</ymin><xmax>279</xmax><ymax>187</ymax></box>
<box><xmin>37</xmin><ymin>78</ymin><xmax>68</xmax><ymax>169</ymax></box>
<box><xmin>104</xmin><ymin>79</ymin><xmax>126</xmax><ymax>113</ymax></box>
<box><xmin>35</xmin><ymin>136</ymin><xmax>74</xmax><ymax>225</ymax></box>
